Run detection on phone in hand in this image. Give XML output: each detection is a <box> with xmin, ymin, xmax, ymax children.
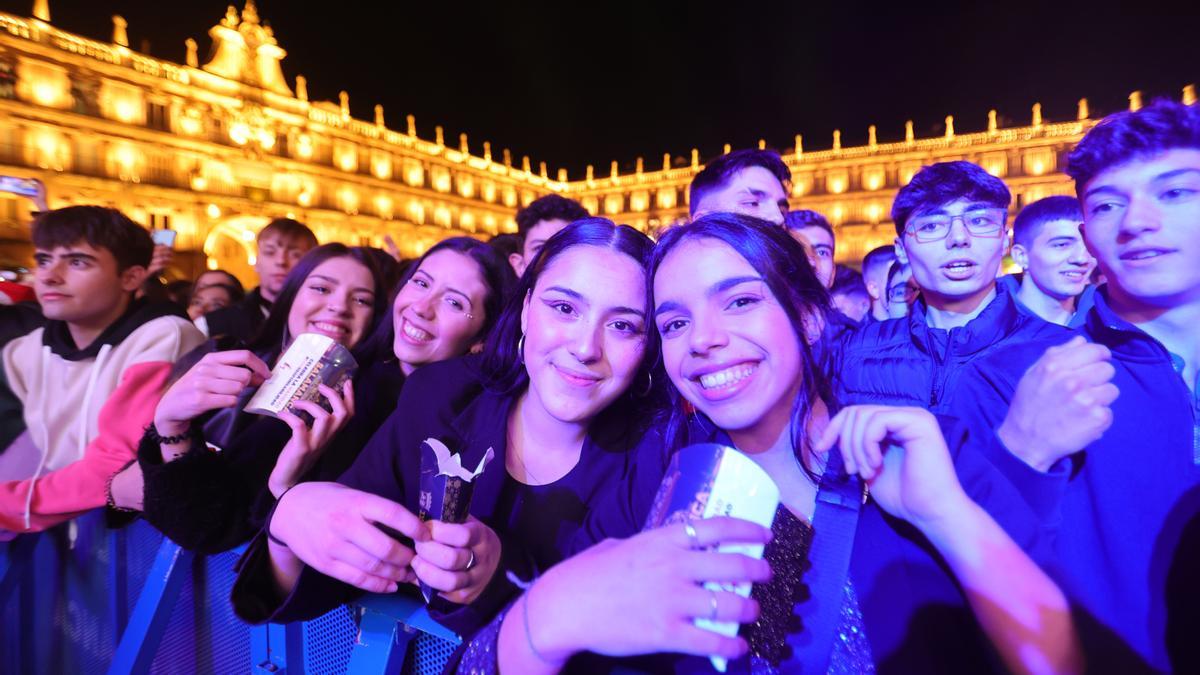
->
<box><xmin>151</xmin><ymin>229</ymin><xmax>177</xmax><ymax>248</ymax></box>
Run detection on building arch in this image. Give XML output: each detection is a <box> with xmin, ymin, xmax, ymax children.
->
<box><xmin>202</xmin><ymin>215</ymin><xmax>268</xmax><ymax>287</ymax></box>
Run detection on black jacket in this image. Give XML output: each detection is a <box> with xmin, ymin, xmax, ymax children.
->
<box><xmin>203</xmin><ymin>287</ymin><xmax>270</xmax><ymax>343</ymax></box>
<box><xmin>135</xmin><ymin>349</ymin><xmax>404</xmax><ymax>553</ymax></box>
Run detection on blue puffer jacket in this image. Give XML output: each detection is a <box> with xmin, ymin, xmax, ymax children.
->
<box><xmin>835</xmin><ymin>281</ymin><xmax>1074</xmax><ymax>416</ymax></box>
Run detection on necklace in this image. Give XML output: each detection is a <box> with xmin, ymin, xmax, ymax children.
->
<box><xmin>506</xmin><ymin>421</ymin><xmax>545</xmax><ymax>485</ymax></box>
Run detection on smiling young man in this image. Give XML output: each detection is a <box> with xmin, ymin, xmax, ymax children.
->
<box><xmin>688</xmin><ymin>149</ymin><xmax>792</xmax><ymax>225</ymax></box>
<box><xmin>1001</xmin><ymin>195</ymin><xmax>1097</xmax><ymax>326</ymax></box>
<box><xmin>0</xmin><ymin>206</ymin><xmax>203</xmax><ymax>534</ymax></box>
<box><xmin>835</xmin><ymin>161</ymin><xmax>1071</xmax><ymax>413</ymax></box>
<box><xmin>201</xmin><ymin>218</ymin><xmax>317</xmax><ymax>340</ymax></box>
<box><xmin>972</xmin><ymin>100</ymin><xmax>1200</xmax><ymax>671</ymax></box>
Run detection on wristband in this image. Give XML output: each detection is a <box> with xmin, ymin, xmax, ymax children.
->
<box><xmin>265</xmin><ymin>484</ymin><xmax>297</xmax><ymax>548</ymax></box>
<box><xmin>105</xmin><ymin>459</ymin><xmax>139</xmax><ymax>513</ymax></box>
<box><xmin>146</xmin><ymin>422</ymin><xmax>199</xmax><ymax>446</ymax></box>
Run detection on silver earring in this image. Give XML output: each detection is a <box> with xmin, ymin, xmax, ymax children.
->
<box><xmin>638</xmin><ymin>371</ymin><xmax>653</xmax><ymax>397</ymax></box>
<box><xmin>517</xmin><ymin>333</ymin><xmax>526</xmax><ymax>363</ymax></box>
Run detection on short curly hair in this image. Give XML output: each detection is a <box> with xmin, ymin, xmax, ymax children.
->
<box><xmin>514</xmin><ymin>195</ymin><xmax>590</xmax><ymax>242</ymax></box>
<box><xmin>1066</xmin><ymin>99</ymin><xmax>1200</xmax><ymax>195</ymax></box>
<box><xmin>891</xmin><ymin>161</ymin><xmax>1010</xmax><ymax>236</ymax></box>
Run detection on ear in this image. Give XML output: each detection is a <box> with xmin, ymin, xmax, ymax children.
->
<box><xmin>520</xmin><ymin>290</ymin><xmax>531</xmax><ymax>336</ymax></box>
<box><xmin>1010</xmin><ymin>242</ymin><xmax>1029</xmax><ymax>269</ymax></box>
<box><xmin>864</xmin><ymin>279</ymin><xmax>881</xmax><ymax>301</ymax></box>
<box><xmin>508</xmin><ymin>253</ymin><xmax>524</xmax><ymax>277</ymax></box>
<box><xmin>120</xmin><ymin>265</ymin><xmax>148</xmax><ymax>293</ymax></box>
<box><xmin>893</xmin><ymin>236</ymin><xmax>909</xmax><ymax>265</ymax></box>
<box><xmin>469</xmin><ymin>341</ymin><xmax>485</xmax><ymax>355</ymax></box>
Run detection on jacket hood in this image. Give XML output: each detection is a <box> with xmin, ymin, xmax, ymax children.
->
<box><xmin>41</xmin><ymin>298</ymin><xmax>188</xmax><ymax>361</ymax></box>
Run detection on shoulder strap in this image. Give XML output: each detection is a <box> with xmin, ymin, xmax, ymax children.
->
<box><xmin>786</xmin><ymin>449</ymin><xmax>864</xmax><ymax>673</ymax></box>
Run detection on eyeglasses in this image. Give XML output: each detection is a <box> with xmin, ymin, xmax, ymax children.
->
<box><xmin>905</xmin><ymin>208</ymin><xmax>1007</xmax><ymax>243</ymax></box>
<box><xmin>887</xmin><ymin>282</ymin><xmax>918</xmax><ymax>304</ymax></box>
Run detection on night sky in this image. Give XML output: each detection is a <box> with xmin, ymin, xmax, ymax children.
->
<box><xmin>5</xmin><ymin>0</ymin><xmax>1197</xmax><ymax>178</ymax></box>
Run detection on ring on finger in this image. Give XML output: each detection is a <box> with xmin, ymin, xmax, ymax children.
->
<box><xmin>707</xmin><ymin>589</ymin><xmax>719</xmax><ymax>621</ymax></box>
<box><xmin>683</xmin><ymin>520</ymin><xmax>701</xmax><ymax>550</ymax></box>
<box><xmin>465</xmin><ymin>550</ymin><xmax>477</xmax><ymax>571</ymax></box>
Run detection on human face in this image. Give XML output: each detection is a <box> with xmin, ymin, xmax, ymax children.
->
<box><xmin>1080</xmin><ymin>148</ymin><xmax>1200</xmax><ymax>310</ymax></box>
<box><xmin>792</xmin><ymin>226</ymin><xmax>835</xmax><ymax>288</ymax></box>
<box><xmin>286</xmin><ymin>256</ymin><xmax>376</xmax><ymax>348</ymax></box>
<box><xmin>654</xmin><ymin>238</ymin><xmax>803</xmax><ymax>441</ymax></box>
<box><xmin>520</xmin><ymin>245</ymin><xmax>647</xmax><ymax>426</ymax></box>
<box><xmin>832</xmin><ymin>290</ymin><xmax>870</xmax><ymax>323</ymax></box>
<box><xmin>256</xmin><ymin>234</ymin><xmax>313</xmax><ymax>301</ymax></box>
<box><xmin>693</xmin><ymin>167</ymin><xmax>790</xmax><ymax>225</ymax></box>
<box><xmin>1013</xmin><ymin>219</ymin><xmax>1096</xmax><ymax>300</ymax></box>
<box><xmin>188</xmin><ymin>285</ymin><xmax>233</xmax><ymax>320</ymax></box>
<box><xmin>393</xmin><ymin>249</ymin><xmax>490</xmax><ymax>374</ymax></box>
<box><xmin>896</xmin><ymin>198</ymin><xmax>1008</xmax><ymax>311</ymax></box>
<box><xmin>512</xmin><ymin>218</ymin><xmax>571</xmax><ymax>276</ymax></box>
<box><xmin>885</xmin><ymin>266</ymin><xmax>917</xmax><ymax>319</ymax></box>
<box><xmin>34</xmin><ymin>242</ymin><xmax>142</xmax><ymax>342</ymax></box>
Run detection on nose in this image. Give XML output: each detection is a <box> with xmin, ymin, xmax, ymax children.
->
<box><xmin>687</xmin><ymin>310</ymin><xmax>728</xmax><ymax>356</ymax></box>
<box><xmin>36</xmin><ymin>259</ymin><xmax>63</xmax><ymax>285</ymax></box>
<box><xmin>327</xmin><ymin>291</ymin><xmax>350</xmax><ymax>315</ymax></box>
<box><xmin>1067</xmin><ymin>242</ymin><xmax>1093</xmax><ymax>266</ymax></box>
<box><xmin>762</xmin><ymin>201</ymin><xmax>785</xmax><ymax>226</ymax></box>
<box><xmin>1118</xmin><ymin>195</ymin><xmax>1163</xmax><ymax>240</ymax></box>
<box><xmin>568</xmin><ymin>322</ymin><xmax>602</xmax><ymax>364</ymax></box>
<box><xmin>410</xmin><ymin>292</ymin><xmax>436</xmax><ymax>319</ymax></box>
<box><xmin>945</xmin><ymin>217</ymin><xmax>971</xmax><ymax>248</ymax></box>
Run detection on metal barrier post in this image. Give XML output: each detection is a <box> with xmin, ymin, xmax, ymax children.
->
<box><xmin>107</xmin><ymin>540</ymin><xmax>195</xmax><ymax>675</ymax></box>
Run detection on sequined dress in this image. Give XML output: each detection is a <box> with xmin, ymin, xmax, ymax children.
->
<box><xmin>744</xmin><ymin>506</ymin><xmax>873</xmax><ymax>674</ymax></box>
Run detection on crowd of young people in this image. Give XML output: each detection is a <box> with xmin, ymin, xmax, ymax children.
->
<box><xmin>1</xmin><ymin>98</ymin><xmax>1197</xmax><ymax>674</ymax></box>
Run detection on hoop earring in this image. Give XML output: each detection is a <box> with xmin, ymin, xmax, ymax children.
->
<box><xmin>517</xmin><ymin>333</ymin><xmax>526</xmax><ymax>363</ymax></box>
<box><xmin>638</xmin><ymin>371</ymin><xmax>653</xmax><ymax>397</ymax></box>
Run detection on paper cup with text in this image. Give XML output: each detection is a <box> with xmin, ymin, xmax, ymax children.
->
<box><xmin>643</xmin><ymin>443</ymin><xmax>780</xmax><ymax>672</ymax></box>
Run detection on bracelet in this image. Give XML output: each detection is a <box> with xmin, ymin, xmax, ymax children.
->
<box><xmin>146</xmin><ymin>422</ymin><xmax>198</xmax><ymax>446</ymax></box>
<box><xmin>105</xmin><ymin>459</ymin><xmax>139</xmax><ymax>513</ymax></box>
<box><xmin>521</xmin><ymin>580</ymin><xmax>555</xmax><ymax>664</ymax></box>
<box><xmin>265</xmin><ymin>484</ymin><xmax>297</xmax><ymax>548</ymax></box>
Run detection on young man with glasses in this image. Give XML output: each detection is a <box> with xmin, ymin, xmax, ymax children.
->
<box><xmin>835</xmin><ymin>161</ymin><xmax>1072</xmax><ymax>414</ymax></box>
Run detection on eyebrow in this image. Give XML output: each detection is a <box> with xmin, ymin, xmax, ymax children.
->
<box><xmin>917</xmin><ymin>202</ymin><xmax>996</xmax><ymax>216</ymax></box>
<box><xmin>653</xmin><ymin>275</ymin><xmax>764</xmax><ymax>317</ymax></box>
<box><xmin>545</xmin><ymin>285</ymin><xmax>644</xmax><ymax>319</ymax></box>
<box><xmin>309</xmin><ymin>274</ymin><xmax>374</xmax><ymax>295</ymax></box>
<box><xmin>35</xmin><ymin>251</ymin><xmax>98</xmax><ymax>262</ymax></box>
<box><xmin>1153</xmin><ymin>168</ymin><xmax>1200</xmax><ymax>182</ymax></box>
<box><xmin>415</xmin><ymin>270</ymin><xmax>475</xmax><ymax>307</ymax></box>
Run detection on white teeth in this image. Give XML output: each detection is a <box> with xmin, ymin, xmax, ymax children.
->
<box><xmin>946</xmin><ymin>262</ymin><xmax>973</xmax><ymax>269</ymax></box>
<box><xmin>313</xmin><ymin>321</ymin><xmax>346</xmax><ymax>334</ymax></box>
<box><xmin>1129</xmin><ymin>250</ymin><xmax>1162</xmax><ymax>260</ymax></box>
<box><xmin>402</xmin><ymin>320</ymin><xmax>432</xmax><ymax>342</ymax></box>
<box><xmin>698</xmin><ymin>364</ymin><xmax>757</xmax><ymax>390</ymax></box>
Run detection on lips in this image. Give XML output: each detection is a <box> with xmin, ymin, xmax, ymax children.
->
<box><xmin>940</xmin><ymin>259</ymin><xmax>978</xmax><ymax>280</ymax></box>
<box><xmin>398</xmin><ymin>317</ymin><xmax>434</xmax><ymax>344</ymax></box>
<box><xmin>309</xmin><ymin>320</ymin><xmax>350</xmax><ymax>340</ymax></box>
<box><xmin>553</xmin><ymin>363</ymin><xmax>602</xmax><ymax>387</ymax></box>
<box><xmin>1119</xmin><ymin>248</ymin><xmax>1175</xmax><ymax>262</ymax></box>
<box><xmin>39</xmin><ymin>292</ymin><xmax>68</xmax><ymax>301</ymax></box>
<box><xmin>1060</xmin><ymin>270</ymin><xmax>1088</xmax><ymax>281</ymax></box>
<box><xmin>688</xmin><ymin>360</ymin><xmax>760</xmax><ymax>402</ymax></box>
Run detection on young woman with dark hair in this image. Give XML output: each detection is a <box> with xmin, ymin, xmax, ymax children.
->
<box><xmin>456</xmin><ymin>214</ymin><xmax>1081</xmax><ymax>674</ymax></box>
<box><xmin>108</xmin><ymin>239</ymin><xmax>515</xmax><ymax>553</ymax></box>
<box><xmin>229</xmin><ymin>219</ymin><xmax>664</xmax><ymax>646</ymax></box>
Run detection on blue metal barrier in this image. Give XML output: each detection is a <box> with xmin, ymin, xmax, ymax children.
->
<box><xmin>2</xmin><ymin>514</ymin><xmax>462</xmax><ymax>674</ymax></box>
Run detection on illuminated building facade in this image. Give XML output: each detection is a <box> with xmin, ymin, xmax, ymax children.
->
<box><xmin>0</xmin><ymin>1</ymin><xmax>1194</xmax><ymax>284</ymax></box>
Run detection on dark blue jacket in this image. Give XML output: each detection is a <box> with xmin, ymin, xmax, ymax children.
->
<box><xmin>836</xmin><ymin>281</ymin><xmax>1072</xmax><ymax>415</ymax></box>
<box><xmin>961</xmin><ymin>290</ymin><xmax>1200</xmax><ymax>672</ymax></box>
<box><xmin>996</xmin><ymin>274</ymin><xmax>1097</xmax><ymax>329</ymax></box>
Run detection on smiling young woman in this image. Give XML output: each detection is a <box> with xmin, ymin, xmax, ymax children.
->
<box><xmin>230</xmin><ymin>219</ymin><xmax>668</xmax><ymax>650</ymax></box>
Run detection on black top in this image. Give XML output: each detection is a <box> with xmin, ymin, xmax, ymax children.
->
<box><xmin>135</xmin><ymin>343</ymin><xmax>405</xmax><ymax>554</ymax></box>
<box><xmin>204</xmin><ymin>287</ymin><xmax>271</xmax><ymax>343</ymax></box>
<box><xmin>231</xmin><ymin>355</ymin><xmax>657</xmax><ymax>639</ymax></box>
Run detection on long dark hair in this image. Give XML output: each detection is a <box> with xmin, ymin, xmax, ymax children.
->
<box><xmin>362</xmin><ymin>236</ymin><xmax>517</xmax><ymax>365</ymax></box>
<box><xmin>481</xmin><ymin>218</ymin><xmax>663</xmax><ymax>429</ymax></box>
<box><xmin>250</xmin><ymin>243</ymin><xmax>389</xmax><ymax>366</ymax></box>
<box><xmin>649</xmin><ymin>213</ymin><xmax>834</xmax><ymax>469</ymax></box>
